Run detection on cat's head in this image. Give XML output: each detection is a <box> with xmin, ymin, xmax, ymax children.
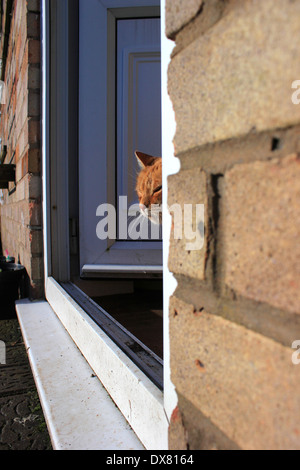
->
<box><xmin>135</xmin><ymin>151</ymin><xmax>162</xmax><ymax>224</ymax></box>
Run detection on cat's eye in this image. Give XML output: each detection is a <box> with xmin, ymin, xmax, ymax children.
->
<box><xmin>153</xmin><ymin>185</ymin><xmax>162</xmax><ymax>194</ymax></box>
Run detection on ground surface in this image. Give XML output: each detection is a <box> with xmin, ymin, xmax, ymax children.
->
<box><xmin>0</xmin><ymin>311</ymin><xmax>52</xmax><ymax>450</ymax></box>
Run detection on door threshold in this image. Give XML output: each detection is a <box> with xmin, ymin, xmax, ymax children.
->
<box><xmin>15</xmin><ymin>298</ymin><xmax>144</xmax><ymax>450</ymax></box>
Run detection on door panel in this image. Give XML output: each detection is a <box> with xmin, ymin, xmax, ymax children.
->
<box><xmin>117</xmin><ymin>19</ymin><xmax>161</xmax><ymax>207</ymax></box>
<box><xmin>79</xmin><ymin>2</ymin><xmax>162</xmax><ymax>271</ymax></box>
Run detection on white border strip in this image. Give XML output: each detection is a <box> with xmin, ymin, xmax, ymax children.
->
<box><xmin>46</xmin><ymin>277</ymin><xmax>168</xmax><ymax>450</ymax></box>
<box><xmin>161</xmin><ymin>0</ymin><xmax>179</xmax><ymax>420</ymax></box>
<box><xmin>41</xmin><ymin>0</ymin><xmax>51</xmax><ymax>279</ymax></box>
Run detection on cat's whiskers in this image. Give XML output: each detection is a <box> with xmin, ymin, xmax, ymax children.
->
<box><xmin>147</xmin><ymin>204</ymin><xmax>162</xmax><ymax>225</ymax></box>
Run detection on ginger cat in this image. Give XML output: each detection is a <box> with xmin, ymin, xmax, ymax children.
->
<box><xmin>135</xmin><ymin>151</ymin><xmax>162</xmax><ymax>224</ymax></box>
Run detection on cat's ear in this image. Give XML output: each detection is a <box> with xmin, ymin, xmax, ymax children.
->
<box><xmin>135</xmin><ymin>151</ymin><xmax>156</xmax><ymax>168</ymax></box>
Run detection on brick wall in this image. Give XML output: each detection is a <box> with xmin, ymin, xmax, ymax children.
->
<box><xmin>0</xmin><ymin>0</ymin><xmax>42</xmax><ymax>298</ymax></box>
<box><xmin>166</xmin><ymin>0</ymin><xmax>300</xmax><ymax>450</ymax></box>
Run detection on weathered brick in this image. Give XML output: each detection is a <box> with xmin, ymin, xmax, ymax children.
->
<box><xmin>165</xmin><ymin>0</ymin><xmax>203</xmax><ymax>39</ymax></box>
<box><xmin>28</xmin><ymin>119</ymin><xmax>40</xmax><ymax>144</ymax></box>
<box><xmin>28</xmin><ymin>148</ymin><xmax>40</xmax><ymax>173</ymax></box>
<box><xmin>168</xmin><ymin>0</ymin><xmax>300</xmax><ymax>155</ymax></box>
<box><xmin>170</xmin><ymin>296</ymin><xmax>300</xmax><ymax>450</ymax></box>
<box><xmin>0</xmin><ymin>0</ymin><xmax>43</xmax><ymax>299</ymax></box>
<box><xmin>27</xmin><ymin>12</ymin><xmax>40</xmax><ymax>38</ymax></box>
<box><xmin>15</xmin><ymin>176</ymin><xmax>27</xmax><ymax>202</ymax></box>
<box><xmin>178</xmin><ymin>125</ymin><xmax>300</xmax><ymax>174</ymax></box>
<box><xmin>19</xmin><ymin>45</ymin><xmax>29</xmax><ymax>83</ymax></box>
<box><xmin>31</xmin><ymin>256</ymin><xmax>43</xmax><ymax>280</ymax></box>
<box><xmin>16</xmin><ymin>123</ymin><xmax>29</xmax><ymax>162</ymax></box>
<box><xmin>21</xmin><ymin>151</ymin><xmax>29</xmax><ymax>178</ymax></box>
<box><xmin>28</xmin><ymin>91</ymin><xmax>40</xmax><ymax>116</ymax></box>
<box><xmin>168</xmin><ymin>168</ymin><xmax>208</xmax><ymax>280</ymax></box>
<box><xmin>28</xmin><ymin>39</ymin><xmax>40</xmax><ymax>64</ymax></box>
<box><xmin>28</xmin><ymin>199</ymin><xmax>41</xmax><ymax>226</ymax></box>
<box><xmin>28</xmin><ymin>229</ymin><xmax>43</xmax><ymax>255</ymax></box>
<box><xmin>168</xmin><ymin>406</ymin><xmax>188</xmax><ymax>450</ymax></box>
<box><xmin>30</xmin><ymin>279</ymin><xmax>44</xmax><ymax>299</ymax></box>
<box><xmin>18</xmin><ymin>200</ymin><xmax>29</xmax><ymax>226</ymax></box>
<box><xmin>15</xmin><ymin>158</ymin><xmax>22</xmax><ymax>183</ymax></box>
<box><xmin>223</xmin><ymin>154</ymin><xmax>300</xmax><ymax>315</ymax></box>
<box><xmin>28</xmin><ymin>65</ymin><xmax>40</xmax><ymax>90</ymax></box>
<box><xmin>15</xmin><ymin>0</ymin><xmax>26</xmax><ymax>32</ymax></box>
<box><xmin>174</xmin><ymin>394</ymin><xmax>240</xmax><ymax>450</ymax></box>
<box><xmin>27</xmin><ymin>0</ymin><xmax>41</xmax><ymax>12</ymax></box>
<box><xmin>27</xmin><ymin>174</ymin><xmax>41</xmax><ymax>199</ymax></box>
<box><xmin>15</xmin><ymin>94</ymin><xmax>28</xmax><ymax>141</ymax></box>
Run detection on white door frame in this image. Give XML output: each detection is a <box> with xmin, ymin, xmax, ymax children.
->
<box><xmin>41</xmin><ymin>0</ymin><xmax>177</xmax><ymax>449</ymax></box>
<box><xmin>160</xmin><ymin>0</ymin><xmax>179</xmax><ymax>422</ymax></box>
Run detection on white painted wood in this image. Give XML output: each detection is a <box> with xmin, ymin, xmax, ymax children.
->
<box><xmin>41</xmin><ymin>0</ymin><xmax>51</xmax><ymax>279</ymax></box>
<box><xmin>160</xmin><ymin>0</ymin><xmax>180</xmax><ymax>421</ymax></box>
<box><xmin>15</xmin><ymin>299</ymin><xmax>144</xmax><ymax>450</ymax></box>
<box><xmin>49</xmin><ymin>0</ymin><xmax>71</xmax><ymax>281</ymax></box>
<box><xmin>45</xmin><ymin>277</ymin><xmax>169</xmax><ymax>450</ymax></box>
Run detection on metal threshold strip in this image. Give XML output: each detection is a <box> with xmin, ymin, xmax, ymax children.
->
<box><xmin>81</xmin><ymin>264</ymin><xmax>163</xmax><ymax>279</ymax></box>
<box><xmin>61</xmin><ymin>281</ymin><xmax>163</xmax><ymax>391</ymax></box>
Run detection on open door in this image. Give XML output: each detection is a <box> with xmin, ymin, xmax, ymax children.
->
<box><xmin>79</xmin><ymin>3</ymin><xmax>162</xmax><ymax>277</ymax></box>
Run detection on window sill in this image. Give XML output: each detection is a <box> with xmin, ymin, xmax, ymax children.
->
<box><xmin>44</xmin><ymin>277</ymin><xmax>168</xmax><ymax>450</ymax></box>
<box><xmin>15</xmin><ymin>298</ymin><xmax>144</xmax><ymax>450</ymax></box>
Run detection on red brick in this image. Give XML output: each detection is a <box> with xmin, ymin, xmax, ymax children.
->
<box><xmin>28</xmin><ymin>119</ymin><xmax>40</xmax><ymax>144</ymax></box>
<box><xmin>168</xmin><ymin>168</ymin><xmax>208</xmax><ymax>280</ymax></box>
<box><xmin>0</xmin><ymin>0</ymin><xmax>42</xmax><ymax>300</ymax></box>
<box><xmin>28</xmin><ymin>229</ymin><xmax>42</xmax><ymax>255</ymax></box>
<box><xmin>168</xmin><ymin>406</ymin><xmax>188</xmax><ymax>450</ymax></box>
<box><xmin>21</xmin><ymin>151</ymin><xmax>29</xmax><ymax>178</ymax></box>
<box><xmin>28</xmin><ymin>199</ymin><xmax>41</xmax><ymax>226</ymax></box>
<box><xmin>28</xmin><ymin>148</ymin><xmax>40</xmax><ymax>173</ymax></box>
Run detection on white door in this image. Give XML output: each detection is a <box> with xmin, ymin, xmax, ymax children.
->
<box><xmin>79</xmin><ymin>1</ymin><xmax>162</xmax><ymax>275</ymax></box>
<box><xmin>117</xmin><ymin>18</ymin><xmax>161</xmax><ymax>209</ymax></box>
